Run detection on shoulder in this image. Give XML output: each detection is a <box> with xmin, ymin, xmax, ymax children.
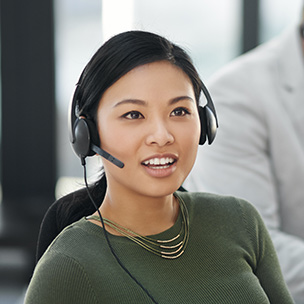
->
<box><xmin>207</xmin><ymin>31</ymin><xmax>292</xmax><ymax>100</ymax></box>
<box><xmin>47</xmin><ymin>218</ymin><xmax>104</xmax><ymax>258</ymax></box>
<box><xmin>36</xmin><ymin>188</ymin><xmax>99</xmax><ymax>262</ymax></box>
<box><xmin>176</xmin><ymin>191</ymin><xmax>263</xmax><ymax>228</ymax></box>
<box><xmin>26</xmin><ymin>236</ymin><xmax>99</xmax><ymax>303</ymax></box>
<box><xmin>210</xmin><ymin>33</ymin><xmax>285</xmax><ymax>82</ymax></box>
<box><xmin>32</xmin><ymin>218</ymin><xmax>107</xmax><ymax>289</ymax></box>
<box><xmin>177</xmin><ymin>191</ymin><xmax>269</xmax><ymax>252</ymax></box>
<box><xmin>177</xmin><ymin>190</ymin><xmax>254</xmax><ymax>210</ymax></box>
<box><xmin>38</xmin><ymin>216</ymin><xmax>110</xmax><ymax>265</ymax></box>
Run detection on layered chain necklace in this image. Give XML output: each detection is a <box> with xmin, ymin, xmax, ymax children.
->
<box><xmin>87</xmin><ymin>195</ymin><xmax>189</xmax><ymax>259</ymax></box>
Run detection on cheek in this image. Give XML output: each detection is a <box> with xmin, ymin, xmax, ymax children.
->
<box><xmin>179</xmin><ymin>118</ymin><xmax>201</xmax><ymax>146</ymax></box>
<box><xmin>178</xmin><ymin>120</ymin><xmax>200</xmax><ymax>162</ymax></box>
<box><xmin>98</xmin><ymin>120</ymin><xmax>120</xmax><ymax>152</ymax></box>
<box><xmin>98</xmin><ymin>122</ymin><xmax>139</xmax><ymax>159</ymax></box>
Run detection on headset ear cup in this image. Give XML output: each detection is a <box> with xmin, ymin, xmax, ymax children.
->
<box><xmin>72</xmin><ymin>117</ymin><xmax>100</xmax><ymax>158</ymax></box>
<box><xmin>199</xmin><ymin>106</ymin><xmax>207</xmax><ymax>145</ymax></box>
<box><xmin>205</xmin><ymin>106</ymin><xmax>217</xmax><ymax>144</ymax></box>
<box><xmin>72</xmin><ymin>118</ymin><xmax>92</xmax><ymax>158</ymax></box>
<box><xmin>198</xmin><ymin>106</ymin><xmax>217</xmax><ymax>145</ymax></box>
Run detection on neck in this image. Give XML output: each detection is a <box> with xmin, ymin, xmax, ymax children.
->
<box><xmin>98</xmin><ymin>188</ymin><xmax>179</xmax><ymax>236</ymax></box>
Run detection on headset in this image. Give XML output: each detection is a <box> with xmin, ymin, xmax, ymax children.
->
<box><xmin>69</xmin><ymin>79</ymin><xmax>218</xmax><ymax>167</ymax></box>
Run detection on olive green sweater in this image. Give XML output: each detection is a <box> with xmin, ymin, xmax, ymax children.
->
<box><xmin>25</xmin><ymin>192</ymin><xmax>294</xmax><ymax>303</ymax></box>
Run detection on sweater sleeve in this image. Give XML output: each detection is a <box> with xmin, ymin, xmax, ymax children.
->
<box><xmin>239</xmin><ymin>199</ymin><xmax>294</xmax><ymax>303</ymax></box>
<box><xmin>25</xmin><ymin>250</ymin><xmax>98</xmax><ymax>304</ymax></box>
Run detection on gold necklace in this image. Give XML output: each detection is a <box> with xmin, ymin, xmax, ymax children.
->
<box><xmin>87</xmin><ymin>195</ymin><xmax>189</xmax><ymax>259</ymax></box>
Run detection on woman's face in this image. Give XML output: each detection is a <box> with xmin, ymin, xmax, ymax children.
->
<box><xmin>96</xmin><ymin>61</ymin><xmax>200</xmax><ymax>198</ymax></box>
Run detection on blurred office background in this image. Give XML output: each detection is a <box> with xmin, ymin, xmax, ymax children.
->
<box><xmin>0</xmin><ymin>0</ymin><xmax>302</xmax><ymax>302</ymax></box>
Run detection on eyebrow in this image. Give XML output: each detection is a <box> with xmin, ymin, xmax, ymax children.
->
<box><xmin>113</xmin><ymin>96</ymin><xmax>194</xmax><ymax>108</ymax></box>
<box><xmin>113</xmin><ymin>99</ymin><xmax>146</xmax><ymax>107</ymax></box>
<box><xmin>169</xmin><ymin>96</ymin><xmax>194</xmax><ymax>105</ymax></box>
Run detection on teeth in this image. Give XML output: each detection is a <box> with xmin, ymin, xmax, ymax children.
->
<box><xmin>143</xmin><ymin>157</ymin><xmax>175</xmax><ymax>166</ymax></box>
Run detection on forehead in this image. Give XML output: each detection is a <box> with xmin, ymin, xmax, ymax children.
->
<box><xmin>98</xmin><ymin>61</ymin><xmax>194</xmax><ymax>107</ymax></box>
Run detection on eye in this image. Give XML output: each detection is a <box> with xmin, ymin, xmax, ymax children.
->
<box><xmin>122</xmin><ymin>111</ymin><xmax>144</xmax><ymax>120</ymax></box>
<box><xmin>171</xmin><ymin>107</ymin><xmax>191</xmax><ymax>117</ymax></box>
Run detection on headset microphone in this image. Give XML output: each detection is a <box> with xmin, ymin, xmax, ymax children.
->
<box><xmin>91</xmin><ymin>144</ymin><xmax>124</xmax><ymax>168</ymax></box>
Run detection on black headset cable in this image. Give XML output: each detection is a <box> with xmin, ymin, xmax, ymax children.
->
<box><xmin>81</xmin><ymin>157</ymin><xmax>158</xmax><ymax>304</ymax></box>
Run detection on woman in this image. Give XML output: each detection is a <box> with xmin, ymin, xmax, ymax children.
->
<box><xmin>25</xmin><ymin>30</ymin><xmax>294</xmax><ymax>303</ymax></box>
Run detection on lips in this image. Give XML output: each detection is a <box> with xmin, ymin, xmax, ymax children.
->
<box><xmin>142</xmin><ymin>157</ymin><xmax>176</xmax><ymax>168</ymax></box>
<box><xmin>141</xmin><ymin>155</ymin><xmax>177</xmax><ymax>177</ymax></box>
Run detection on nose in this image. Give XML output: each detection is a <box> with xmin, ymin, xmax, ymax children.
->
<box><xmin>146</xmin><ymin>119</ymin><xmax>174</xmax><ymax>146</ymax></box>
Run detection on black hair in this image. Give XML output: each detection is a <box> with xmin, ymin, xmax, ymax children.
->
<box><xmin>57</xmin><ymin>30</ymin><xmax>199</xmax><ymax>233</ymax></box>
<box><xmin>77</xmin><ymin>30</ymin><xmax>203</xmax><ymax>119</ymax></box>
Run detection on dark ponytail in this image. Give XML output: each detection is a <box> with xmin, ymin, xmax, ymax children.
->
<box><xmin>56</xmin><ymin>175</ymin><xmax>107</xmax><ymax>230</ymax></box>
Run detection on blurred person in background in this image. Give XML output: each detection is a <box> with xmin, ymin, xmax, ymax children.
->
<box><xmin>185</xmin><ymin>5</ymin><xmax>304</xmax><ymax>303</ymax></box>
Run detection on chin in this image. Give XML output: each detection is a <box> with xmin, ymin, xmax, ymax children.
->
<box><xmin>142</xmin><ymin>180</ymin><xmax>184</xmax><ymax>198</ymax></box>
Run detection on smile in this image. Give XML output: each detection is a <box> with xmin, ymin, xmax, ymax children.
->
<box><xmin>141</xmin><ymin>156</ymin><xmax>177</xmax><ymax>177</ymax></box>
<box><xmin>142</xmin><ymin>157</ymin><xmax>176</xmax><ymax>169</ymax></box>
